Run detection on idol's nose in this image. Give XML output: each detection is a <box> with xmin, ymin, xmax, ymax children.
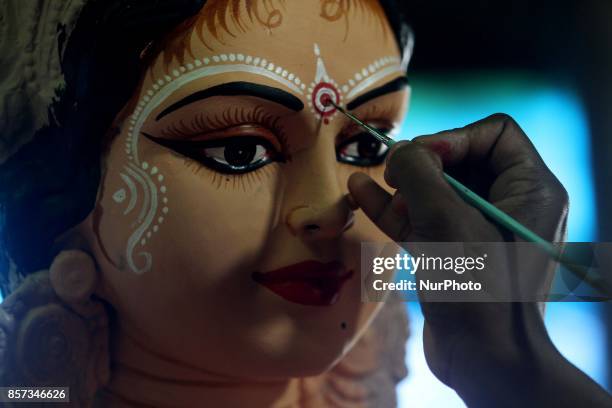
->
<box><xmin>286</xmin><ymin>201</ymin><xmax>354</xmax><ymax>240</ymax></box>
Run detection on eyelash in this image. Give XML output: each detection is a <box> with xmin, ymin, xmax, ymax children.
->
<box><xmin>184</xmin><ymin>158</ymin><xmax>280</xmax><ymax>192</ymax></box>
<box><xmin>159</xmin><ymin>105</ymin><xmax>290</xmax><ymax>154</ymax></box>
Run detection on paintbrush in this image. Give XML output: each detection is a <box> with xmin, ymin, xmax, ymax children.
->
<box><xmin>328</xmin><ymin>99</ymin><xmax>610</xmax><ymax>298</ymax></box>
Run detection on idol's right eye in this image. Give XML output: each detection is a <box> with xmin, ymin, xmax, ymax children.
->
<box><xmin>193</xmin><ymin>137</ymin><xmax>279</xmax><ymax>174</ymax></box>
<box><xmin>143</xmin><ymin>134</ymin><xmax>283</xmax><ymax>174</ymax></box>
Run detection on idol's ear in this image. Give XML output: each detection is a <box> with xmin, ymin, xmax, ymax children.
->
<box><xmin>49</xmin><ymin>250</ymin><xmax>98</xmax><ymax>309</ymax></box>
<box><xmin>0</xmin><ymin>250</ymin><xmax>110</xmax><ymax>407</ymax></box>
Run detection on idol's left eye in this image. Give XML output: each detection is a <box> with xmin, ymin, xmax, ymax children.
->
<box><xmin>336</xmin><ymin>131</ymin><xmax>390</xmax><ymax>166</ymax></box>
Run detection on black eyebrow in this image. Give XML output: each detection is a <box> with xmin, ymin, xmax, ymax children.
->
<box><xmin>346</xmin><ymin>76</ymin><xmax>409</xmax><ymax>111</ymax></box>
<box><xmin>156</xmin><ymin>81</ymin><xmax>304</xmax><ymax>121</ymax></box>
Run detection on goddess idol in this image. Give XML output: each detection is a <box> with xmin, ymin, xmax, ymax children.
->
<box><xmin>0</xmin><ymin>0</ymin><xmax>412</xmax><ymax>406</ymax></box>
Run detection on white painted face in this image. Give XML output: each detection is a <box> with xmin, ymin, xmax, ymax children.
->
<box><xmin>83</xmin><ymin>1</ymin><xmax>411</xmax><ymax>379</ymax></box>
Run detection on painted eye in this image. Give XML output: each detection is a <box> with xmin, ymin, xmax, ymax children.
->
<box><xmin>144</xmin><ymin>133</ymin><xmax>280</xmax><ymax>174</ymax></box>
<box><xmin>336</xmin><ymin>132</ymin><xmax>390</xmax><ymax>166</ymax></box>
<box><xmin>202</xmin><ymin>138</ymin><xmax>275</xmax><ymax>173</ymax></box>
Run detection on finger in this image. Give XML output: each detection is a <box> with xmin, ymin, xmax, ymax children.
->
<box><xmin>412</xmin><ymin>113</ymin><xmax>544</xmax><ymax>175</ymax></box>
<box><xmin>347</xmin><ymin>173</ymin><xmax>411</xmax><ymax>241</ymax></box>
<box><xmin>413</xmin><ymin>114</ymin><xmax>568</xmax><ymax>240</ymax></box>
<box><xmin>384</xmin><ymin>142</ymin><xmax>486</xmax><ymax>241</ymax></box>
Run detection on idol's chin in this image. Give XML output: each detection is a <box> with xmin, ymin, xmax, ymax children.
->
<box><xmin>238</xmin><ymin>336</ymin><xmax>353</xmax><ymax>378</ymax></box>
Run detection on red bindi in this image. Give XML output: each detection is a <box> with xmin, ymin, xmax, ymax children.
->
<box><xmin>312</xmin><ymin>82</ymin><xmax>340</xmax><ymax>119</ymax></box>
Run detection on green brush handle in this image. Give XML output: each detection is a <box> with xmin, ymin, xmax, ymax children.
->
<box><xmin>330</xmin><ymin>100</ymin><xmax>610</xmax><ymax>297</ymax></box>
<box><xmin>443</xmin><ymin>173</ymin><xmax>554</xmax><ymax>253</ymax></box>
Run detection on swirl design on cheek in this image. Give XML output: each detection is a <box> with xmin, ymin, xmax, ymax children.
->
<box><xmin>118</xmin><ymin>173</ymin><xmax>138</xmax><ymax>215</ymax></box>
<box><xmin>113</xmin><ymin>162</ymin><xmax>168</xmax><ymax>274</ymax></box>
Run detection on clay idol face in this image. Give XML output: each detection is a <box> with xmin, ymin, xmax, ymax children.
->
<box><xmin>88</xmin><ymin>1</ymin><xmax>410</xmax><ymax>377</ymax></box>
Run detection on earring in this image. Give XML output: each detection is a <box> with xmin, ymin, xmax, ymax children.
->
<box><xmin>0</xmin><ymin>250</ymin><xmax>110</xmax><ymax>407</ymax></box>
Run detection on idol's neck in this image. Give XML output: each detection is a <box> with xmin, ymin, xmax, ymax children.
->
<box><xmin>95</xmin><ymin>322</ymin><xmax>324</xmax><ymax>407</ymax></box>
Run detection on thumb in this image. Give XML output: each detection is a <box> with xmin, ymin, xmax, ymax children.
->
<box><xmin>384</xmin><ymin>141</ymin><xmax>483</xmax><ymax>241</ymax></box>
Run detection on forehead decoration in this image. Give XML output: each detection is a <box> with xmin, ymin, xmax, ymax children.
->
<box><xmin>307</xmin><ymin>43</ymin><xmax>404</xmax><ymax>125</ymax></box>
<box><xmin>308</xmin><ymin>43</ymin><xmax>342</xmax><ymax>124</ymax></box>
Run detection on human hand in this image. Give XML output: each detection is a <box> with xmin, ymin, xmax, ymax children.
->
<box><xmin>348</xmin><ymin>113</ymin><xmax>575</xmax><ymax>406</ymax></box>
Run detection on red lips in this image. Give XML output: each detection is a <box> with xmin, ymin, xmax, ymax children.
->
<box><xmin>252</xmin><ymin>260</ymin><xmax>353</xmax><ymax>306</ymax></box>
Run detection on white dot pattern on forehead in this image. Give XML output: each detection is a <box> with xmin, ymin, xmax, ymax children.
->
<box><xmin>342</xmin><ymin>55</ymin><xmax>405</xmax><ymax>100</ymax></box>
<box><xmin>126</xmin><ymin>53</ymin><xmax>305</xmax><ymax>162</ymax></box>
<box><xmin>305</xmin><ymin>43</ymin><xmax>407</xmax><ymax>123</ymax></box>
